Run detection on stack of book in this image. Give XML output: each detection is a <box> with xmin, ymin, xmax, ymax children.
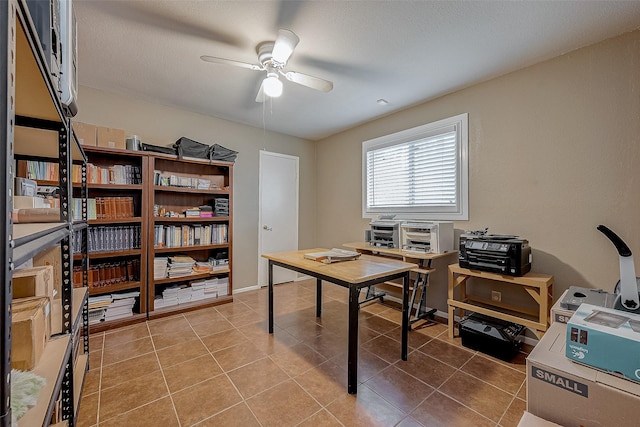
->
<box><xmin>154</xmin><ymin>257</ymin><xmax>168</xmax><ymax>279</ymax></box>
<box><xmin>193</xmin><ymin>261</ymin><xmax>212</xmax><ymax>273</ymax></box>
<box><xmin>199</xmin><ymin>205</ymin><xmax>213</xmax><ymax>218</ymax></box>
<box><xmin>214</xmin><ymin>198</ymin><xmax>229</xmax><ymax>216</ymax></box>
<box><xmin>88</xmin><ymin>295</ymin><xmax>112</xmax><ymax>324</ymax></box>
<box><xmin>167</xmin><ymin>255</ymin><xmax>196</xmax><ymax>278</ymax></box>
<box><xmin>194</xmin><ymin>276</ymin><xmax>228</xmax><ymax>298</ymax></box>
<box><xmin>104</xmin><ymin>291</ymin><xmax>139</xmax><ymax>321</ymax></box>
<box><xmin>154</xmin><ymin>285</ymin><xmax>182</xmax><ymax>308</ymax></box>
<box><xmin>209</xmin><ymin>253</ymin><xmax>229</xmax><ymax>271</ymax></box>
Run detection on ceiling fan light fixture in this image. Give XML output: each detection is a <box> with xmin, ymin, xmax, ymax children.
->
<box><xmin>263</xmin><ymin>75</ymin><xmax>283</xmax><ymax>98</ymax></box>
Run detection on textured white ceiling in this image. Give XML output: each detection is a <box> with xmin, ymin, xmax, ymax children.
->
<box><xmin>74</xmin><ymin>1</ymin><xmax>640</xmax><ymax>140</ymax></box>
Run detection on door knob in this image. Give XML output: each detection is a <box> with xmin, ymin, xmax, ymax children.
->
<box><xmin>263</xmin><ymin>225</ymin><xmax>273</xmax><ymax>231</ymax></box>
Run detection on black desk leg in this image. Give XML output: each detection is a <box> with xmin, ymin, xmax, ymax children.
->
<box><xmin>348</xmin><ymin>285</ymin><xmax>359</xmax><ymax>394</ymax></box>
<box><xmin>268</xmin><ymin>260</ymin><xmax>274</xmax><ymax>334</ymax></box>
<box><xmin>401</xmin><ymin>271</ymin><xmax>410</xmax><ymax>360</ymax></box>
<box><xmin>316</xmin><ymin>278</ymin><xmax>322</xmax><ymax>317</ymax></box>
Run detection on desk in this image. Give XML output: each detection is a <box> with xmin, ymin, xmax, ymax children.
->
<box><xmin>262</xmin><ymin>248</ymin><xmax>415</xmax><ymax>394</ymax></box>
<box><xmin>447</xmin><ymin>264</ymin><xmax>554</xmax><ymax>339</ymax></box>
<box><xmin>343</xmin><ymin>242</ymin><xmax>456</xmax><ymax>327</ymax></box>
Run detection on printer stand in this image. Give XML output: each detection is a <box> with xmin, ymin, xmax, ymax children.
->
<box><xmin>447</xmin><ymin>264</ymin><xmax>554</xmax><ymax>339</ymax></box>
<box><xmin>344</xmin><ymin>242</ymin><xmax>455</xmax><ymax>329</ymax></box>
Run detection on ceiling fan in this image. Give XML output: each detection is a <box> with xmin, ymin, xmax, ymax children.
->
<box><xmin>201</xmin><ymin>29</ymin><xmax>333</xmax><ymax>102</ymax></box>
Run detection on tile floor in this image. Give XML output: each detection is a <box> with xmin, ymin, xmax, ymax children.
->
<box><xmin>77</xmin><ymin>279</ymin><xmax>531</xmax><ymax>427</ymax></box>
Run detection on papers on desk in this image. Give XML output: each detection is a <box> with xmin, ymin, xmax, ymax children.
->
<box><xmin>304</xmin><ymin>248</ymin><xmax>361</xmax><ymax>264</ymax></box>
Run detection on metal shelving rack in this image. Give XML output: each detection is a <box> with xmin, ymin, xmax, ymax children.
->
<box><xmin>2</xmin><ymin>1</ymin><xmax>88</xmax><ymax>426</ymax></box>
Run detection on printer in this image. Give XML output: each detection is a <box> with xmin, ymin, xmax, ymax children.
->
<box><xmin>367</xmin><ymin>220</ymin><xmax>402</xmax><ymax>248</ymax></box>
<box><xmin>400</xmin><ymin>221</ymin><xmax>453</xmax><ymax>253</ymax></box>
<box><xmin>459</xmin><ymin>232</ymin><xmax>532</xmax><ymax>276</ymax></box>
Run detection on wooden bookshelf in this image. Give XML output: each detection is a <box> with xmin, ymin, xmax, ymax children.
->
<box><xmin>77</xmin><ymin>147</ymin><xmax>149</xmax><ymax>329</ymax></box>
<box><xmin>149</xmin><ymin>155</ymin><xmax>233</xmax><ymax>315</ymax></box>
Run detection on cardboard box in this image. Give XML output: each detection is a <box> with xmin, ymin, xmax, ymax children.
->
<box><xmin>566</xmin><ymin>303</ymin><xmax>640</xmax><ymax>383</ymax></box>
<box><xmin>527</xmin><ymin>322</ymin><xmax>640</xmax><ymax>426</ymax></box>
<box><xmin>11</xmin><ymin>297</ymin><xmax>51</xmax><ymax>370</ymax></box>
<box><xmin>517</xmin><ymin>412</ymin><xmax>562</xmax><ymax>427</ymax></box>
<box><xmin>32</xmin><ymin>246</ymin><xmax>62</xmax><ymax>299</ymax></box>
<box><xmin>551</xmin><ymin>290</ymin><xmax>574</xmax><ymax>324</ymax></box>
<box><xmin>97</xmin><ymin>127</ymin><xmax>126</xmax><ymax>150</ymax></box>
<box><xmin>73</xmin><ymin>122</ymin><xmax>97</xmax><ymax>146</ymax></box>
<box><xmin>13</xmin><ymin>196</ymin><xmax>46</xmax><ymax>209</ymax></box>
<box><xmin>13</xmin><ymin>265</ymin><xmax>55</xmax><ymax>302</ymax></box>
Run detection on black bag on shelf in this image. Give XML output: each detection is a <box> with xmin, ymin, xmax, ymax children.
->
<box><xmin>140</xmin><ymin>142</ymin><xmax>176</xmax><ymax>155</ymax></box>
<box><xmin>174</xmin><ymin>137</ymin><xmax>210</xmax><ymax>160</ymax></box>
<box><xmin>210</xmin><ymin>143</ymin><xmax>238</xmax><ymax>162</ymax></box>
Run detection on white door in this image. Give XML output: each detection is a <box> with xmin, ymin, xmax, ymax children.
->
<box><xmin>258</xmin><ymin>151</ymin><xmax>299</xmax><ymax>286</ymax></box>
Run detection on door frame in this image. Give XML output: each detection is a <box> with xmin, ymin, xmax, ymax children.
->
<box><xmin>258</xmin><ymin>150</ymin><xmax>299</xmax><ymax>287</ymax></box>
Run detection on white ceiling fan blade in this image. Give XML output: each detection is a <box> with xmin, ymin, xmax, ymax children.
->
<box><xmin>200</xmin><ymin>55</ymin><xmax>262</xmax><ymax>71</ymax></box>
<box><xmin>255</xmin><ymin>80</ymin><xmax>266</xmax><ymax>103</ymax></box>
<box><xmin>283</xmin><ymin>71</ymin><xmax>333</xmax><ymax>92</ymax></box>
<box><xmin>271</xmin><ymin>29</ymin><xmax>299</xmax><ymax>64</ymax></box>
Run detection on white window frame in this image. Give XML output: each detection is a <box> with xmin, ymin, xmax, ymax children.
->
<box><xmin>362</xmin><ymin>113</ymin><xmax>469</xmax><ymax>220</ymax></box>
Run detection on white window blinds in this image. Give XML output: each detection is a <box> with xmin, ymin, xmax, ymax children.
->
<box><xmin>362</xmin><ymin>113</ymin><xmax>468</xmax><ymax>220</ymax></box>
<box><xmin>366</xmin><ymin>130</ymin><xmax>457</xmax><ymax>208</ymax></box>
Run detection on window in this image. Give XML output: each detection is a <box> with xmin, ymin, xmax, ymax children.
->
<box><xmin>362</xmin><ymin>113</ymin><xmax>468</xmax><ymax>220</ymax></box>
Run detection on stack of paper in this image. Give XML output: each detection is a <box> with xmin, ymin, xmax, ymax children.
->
<box><xmin>154</xmin><ymin>285</ymin><xmax>182</xmax><ymax>308</ymax></box>
<box><xmin>88</xmin><ymin>295</ymin><xmax>112</xmax><ymax>325</ymax></box>
<box><xmin>167</xmin><ymin>255</ymin><xmax>196</xmax><ymax>278</ymax></box>
<box><xmin>154</xmin><ymin>257</ymin><xmax>168</xmax><ymax>279</ymax></box>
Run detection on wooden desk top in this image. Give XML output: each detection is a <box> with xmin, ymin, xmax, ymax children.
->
<box><xmin>343</xmin><ymin>242</ymin><xmax>457</xmax><ymax>261</ymax></box>
<box><xmin>262</xmin><ymin>248</ymin><xmax>415</xmax><ymax>284</ymax></box>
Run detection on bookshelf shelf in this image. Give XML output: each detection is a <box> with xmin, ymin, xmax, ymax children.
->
<box><xmin>84</xmin><ymin>183</ymin><xmax>143</xmax><ymax>190</ymax></box>
<box><xmin>89</xmin><ymin>217</ymin><xmax>142</xmax><ymax>225</ymax></box>
<box><xmin>149</xmin><ymin>294</ymin><xmax>233</xmax><ymax>320</ymax></box>
<box><xmin>88</xmin><ymin>281</ymin><xmax>143</xmax><ymax>296</ymax></box>
<box><xmin>153</xmin><ymin>216</ymin><xmax>230</xmax><ymax>223</ymax></box>
<box><xmin>154</xmin><ymin>186</ymin><xmax>229</xmax><ymax>195</ymax></box>
<box><xmin>152</xmin><ymin>269</ymin><xmax>230</xmax><ymax>285</ymax></box>
<box><xmin>153</xmin><ymin>243</ymin><xmax>229</xmax><ymax>253</ymax></box>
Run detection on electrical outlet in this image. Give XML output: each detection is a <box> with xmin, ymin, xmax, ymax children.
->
<box><xmin>491</xmin><ymin>290</ymin><xmax>502</xmax><ymax>302</ymax></box>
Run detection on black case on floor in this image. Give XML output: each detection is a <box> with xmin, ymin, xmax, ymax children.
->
<box><xmin>459</xmin><ymin>313</ymin><xmax>525</xmax><ymax>361</ymax></box>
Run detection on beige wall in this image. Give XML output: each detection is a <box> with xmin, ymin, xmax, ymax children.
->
<box><xmin>75</xmin><ymin>86</ymin><xmax>316</xmax><ymax>291</ymax></box>
<box><xmin>316</xmin><ymin>30</ymin><xmax>640</xmax><ymax>312</ymax></box>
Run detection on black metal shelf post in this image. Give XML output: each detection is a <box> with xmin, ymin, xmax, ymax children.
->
<box><xmin>1</xmin><ymin>1</ymin><xmax>16</xmax><ymax>426</ymax></box>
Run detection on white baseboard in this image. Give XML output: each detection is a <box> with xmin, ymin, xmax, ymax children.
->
<box><xmin>233</xmin><ymin>284</ymin><xmax>262</xmax><ymax>294</ymax></box>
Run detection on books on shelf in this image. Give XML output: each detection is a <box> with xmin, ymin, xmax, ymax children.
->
<box><xmin>88</xmin><ymin>225</ymin><xmax>141</xmax><ymax>253</ymax></box>
<box><xmin>88</xmin><ymin>291</ymin><xmax>139</xmax><ymax>324</ymax></box>
<box><xmin>85</xmin><ymin>163</ymin><xmax>142</xmax><ymax>185</ymax></box>
<box><xmin>154</xmin><ymin>276</ymin><xmax>228</xmax><ymax>309</ymax></box>
<box><xmin>154</xmin><ymin>223</ymin><xmax>228</xmax><ymax>248</ymax></box>
<box><xmin>303</xmin><ymin>248</ymin><xmax>362</xmax><ymax>264</ymax></box>
<box><xmin>154</xmin><ymin>257</ymin><xmax>169</xmax><ymax>279</ymax></box>
<box><xmin>78</xmin><ymin>259</ymin><xmax>140</xmax><ymax>289</ymax></box>
<box><xmin>153</xmin><ymin>171</ymin><xmax>222</xmax><ymax>190</ymax></box>
<box><xmin>73</xmin><ymin>196</ymin><xmax>135</xmax><ymax>221</ymax></box>
<box><xmin>17</xmin><ymin>159</ymin><xmax>59</xmax><ymax>181</ymax></box>
<box><xmin>167</xmin><ymin>255</ymin><xmax>196</xmax><ymax>278</ymax></box>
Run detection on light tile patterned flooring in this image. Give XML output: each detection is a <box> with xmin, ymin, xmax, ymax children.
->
<box><xmin>78</xmin><ymin>279</ymin><xmax>530</xmax><ymax>426</ymax></box>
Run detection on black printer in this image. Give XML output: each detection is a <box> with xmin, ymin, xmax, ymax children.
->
<box><xmin>459</xmin><ymin>233</ymin><xmax>532</xmax><ymax>276</ymax></box>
